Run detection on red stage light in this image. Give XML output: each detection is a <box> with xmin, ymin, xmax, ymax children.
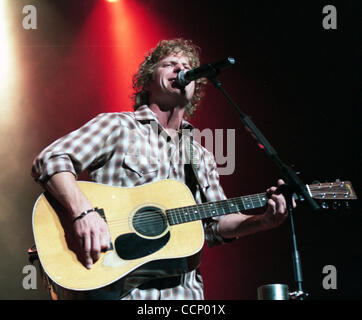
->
<box><xmin>70</xmin><ymin>0</ymin><xmax>169</xmax><ymax>113</ymax></box>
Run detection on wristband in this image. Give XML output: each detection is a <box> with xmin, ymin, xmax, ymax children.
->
<box><xmin>72</xmin><ymin>207</ymin><xmax>99</xmax><ymax>224</ymax></box>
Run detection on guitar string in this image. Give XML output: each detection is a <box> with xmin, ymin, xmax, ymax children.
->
<box><xmin>104</xmin><ymin>194</ymin><xmax>269</xmax><ymax>228</ymax></box>
<box><xmin>107</xmin><ymin>206</ymin><xmax>348</xmax><ymax>234</ymax></box>
<box><xmin>103</xmin><ymin>189</ymin><xmax>347</xmax><ymax>228</ymax></box>
<box><xmin>105</xmin><ymin>190</ymin><xmax>346</xmax><ymax>227</ymax></box>
<box><xmin>106</xmin><ymin>192</ymin><xmax>269</xmax><ymax>223</ymax></box>
<box><xmin>106</xmin><ymin>197</ymin><xmax>266</xmax><ymax>227</ymax></box>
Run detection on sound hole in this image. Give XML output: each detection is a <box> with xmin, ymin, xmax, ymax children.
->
<box><xmin>132</xmin><ymin>206</ymin><xmax>167</xmax><ymax>237</ymax></box>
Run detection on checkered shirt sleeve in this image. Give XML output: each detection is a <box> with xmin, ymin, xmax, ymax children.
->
<box><xmin>31</xmin><ymin>113</ymin><xmax>122</xmax><ymax>184</ymax></box>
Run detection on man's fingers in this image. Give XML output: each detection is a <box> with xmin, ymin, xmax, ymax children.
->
<box><xmin>82</xmin><ymin>234</ymin><xmax>93</xmax><ymax>269</ymax></box>
<box><xmin>271</xmin><ymin>194</ymin><xmax>287</xmax><ymax>214</ymax></box>
<box><xmin>263</xmin><ymin>179</ymin><xmax>295</xmax><ymax>229</ymax></box>
<box><xmin>100</xmin><ymin>231</ymin><xmax>111</xmax><ymax>252</ymax></box>
<box><xmin>74</xmin><ymin>213</ymin><xmax>111</xmax><ymax>269</ymax></box>
<box><xmin>267</xmin><ymin>199</ymin><xmax>276</xmax><ymax>214</ymax></box>
<box><xmin>266</xmin><ymin>186</ymin><xmax>277</xmax><ymax>196</ymax></box>
<box><xmin>91</xmin><ymin>232</ymin><xmax>101</xmax><ymax>263</ymax></box>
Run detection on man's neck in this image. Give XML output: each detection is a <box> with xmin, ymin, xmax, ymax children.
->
<box><xmin>149</xmin><ymin>103</ymin><xmax>185</xmax><ymax>138</ymax></box>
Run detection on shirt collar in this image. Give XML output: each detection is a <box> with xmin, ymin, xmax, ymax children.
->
<box><xmin>134</xmin><ymin>105</ymin><xmax>194</xmax><ymax>131</ymax></box>
<box><xmin>134</xmin><ymin>105</ymin><xmax>156</xmax><ymax>121</ymax></box>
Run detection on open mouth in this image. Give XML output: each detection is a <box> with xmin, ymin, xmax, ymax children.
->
<box><xmin>169</xmin><ymin>78</ymin><xmax>183</xmax><ymax>89</ymax></box>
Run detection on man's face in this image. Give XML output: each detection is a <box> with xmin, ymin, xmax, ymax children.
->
<box><xmin>148</xmin><ymin>52</ymin><xmax>195</xmax><ymax>108</ymax></box>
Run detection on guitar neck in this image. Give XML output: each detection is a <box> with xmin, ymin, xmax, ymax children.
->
<box><xmin>165</xmin><ymin>179</ymin><xmax>357</xmax><ymax>225</ymax></box>
<box><xmin>166</xmin><ymin>192</ymin><xmax>269</xmax><ymax>225</ymax></box>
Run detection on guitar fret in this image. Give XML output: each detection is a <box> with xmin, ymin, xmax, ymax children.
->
<box><xmin>169</xmin><ymin>212</ymin><xmax>175</xmax><ymax>225</ymax></box>
<box><xmin>183</xmin><ymin>208</ymin><xmax>190</xmax><ymax>222</ymax></box>
<box><xmin>200</xmin><ymin>204</ymin><xmax>206</xmax><ymax>219</ymax></box>
<box><xmin>180</xmin><ymin>209</ymin><xmax>185</xmax><ymax>222</ymax></box>
<box><xmin>192</xmin><ymin>208</ymin><xmax>198</xmax><ymax>221</ymax></box>
<box><xmin>257</xmin><ymin>194</ymin><xmax>263</xmax><ymax>207</ymax></box>
<box><xmin>251</xmin><ymin>197</ymin><xmax>259</xmax><ymax>208</ymax></box>
<box><xmin>242</xmin><ymin>196</ymin><xmax>252</xmax><ymax>210</ymax></box>
<box><xmin>209</xmin><ymin>203</ymin><xmax>216</xmax><ymax>216</ymax></box>
<box><xmin>229</xmin><ymin>200</ymin><xmax>242</xmax><ymax>212</ymax></box>
<box><xmin>235</xmin><ymin>199</ymin><xmax>244</xmax><ymax>211</ymax></box>
<box><xmin>166</xmin><ymin>193</ymin><xmax>270</xmax><ymax>226</ymax></box>
<box><xmin>170</xmin><ymin>210</ymin><xmax>176</xmax><ymax>225</ymax></box>
<box><xmin>175</xmin><ymin>208</ymin><xmax>182</xmax><ymax>224</ymax></box>
<box><xmin>259</xmin><ymin>194</ymin><xmax>267</xmax><ymax>207</ymax></box>
<box><xmin>219</xmin><ymin>205</ymin><xmax>226</xmax><ymax>215</ymax></box>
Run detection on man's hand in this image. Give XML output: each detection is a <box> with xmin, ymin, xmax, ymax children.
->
<box><xmin>72</xmin><ymin>211</ymin><xmax>111</xmax><ymax>269</ymax></box>
<box><xmin>45</xmin><ymin>172</ymin><xmax>111</xmax><ymax>270</ymax></box>
<box><xmin>262</xmin><ymin>179</ymin><xmax>296</xmax><ymax>230</ymax></box>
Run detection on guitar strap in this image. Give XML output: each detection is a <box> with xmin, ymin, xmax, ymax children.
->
<box><xmin>184</xmin><ymin>133</ymin><xmax>236</xmax><ymax>245</ymax></box>
<box><xmin>184</xmin><ymin>133</ymin><xmax>208</xmax><ymax>204</ymax></box>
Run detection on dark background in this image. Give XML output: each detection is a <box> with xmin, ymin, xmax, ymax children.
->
<box><xmin>0</xmin><ymin>0</ymin><xmax>360</xmax><ymax>300</ymax></box>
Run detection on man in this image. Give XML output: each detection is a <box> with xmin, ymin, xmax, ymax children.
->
<box><xmin>32</xmin><ymin>38</ymin><xmax>291</xmax><ymax>299</ymax></box>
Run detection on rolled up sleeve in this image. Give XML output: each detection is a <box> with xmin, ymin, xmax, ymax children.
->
<box><xmin>31</xmin><ymin>113</ymin><xmax>121</xmax><ymax>184</ymax></box>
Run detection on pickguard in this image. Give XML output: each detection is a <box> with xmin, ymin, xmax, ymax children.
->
<box><xmin>114</xmin><ymin>232</ymin><xmax>170</xmax><ymax>260</ymax></box>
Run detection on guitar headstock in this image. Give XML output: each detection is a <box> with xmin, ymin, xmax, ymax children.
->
<box><xmin>308</xmin><ymin>180</ymin><xmax>357</xmax><ymax>200</ymax></box>
<box><xmin>307</xmin><ymin>180</ymin><xmax>357</xmax><ymax>210</ymax></box>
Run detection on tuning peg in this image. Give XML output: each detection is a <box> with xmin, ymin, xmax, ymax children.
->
<box><xmin>321</xmin><ymin>202</ymin><xmax>329</xmax><ymax>209</ymax></box>
<box><xmin>331</xmin><ymin>201</ymin><xmax>341</xmax><ymax>210</ymax></box>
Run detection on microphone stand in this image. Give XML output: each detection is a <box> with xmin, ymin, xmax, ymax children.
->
<box><xmin>207</xmin><ymin>68</ymin><xmax>320</xmax><ymax>300</ymax></box>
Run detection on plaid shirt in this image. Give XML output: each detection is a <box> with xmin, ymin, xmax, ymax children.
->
<box><xmin>32</xmin><ymin>105</ymin><xmax>230</xmax><ymax>300</ymax></box>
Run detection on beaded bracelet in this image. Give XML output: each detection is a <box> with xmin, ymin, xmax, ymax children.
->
<box><xmin>72</xmin><ymin>207</ymin><xmax>99</xmax><ymax>224</ymax></box>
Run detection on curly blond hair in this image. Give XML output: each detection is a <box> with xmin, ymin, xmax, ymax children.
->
<box><xmin>132</xmin><ymin>38</ymin><xmax>206</xmax><ymax>117</ymax></box>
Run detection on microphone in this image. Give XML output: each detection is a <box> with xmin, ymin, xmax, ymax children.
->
<box><xmin>175</xmin><ymin>57</ymin><xmax>235</xmax><ymax>87</ymax></box>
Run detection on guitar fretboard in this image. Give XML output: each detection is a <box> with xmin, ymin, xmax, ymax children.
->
<box><xmin>166</xmin><ymin>193</ymin><xmax>269</xmax><ymax>225</ymax></box>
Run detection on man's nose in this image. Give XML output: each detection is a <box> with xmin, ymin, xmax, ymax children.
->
<box><xmin>174</xmin><ymin>63</ymin><xmax>185</xmax><ymax>73</ymax></box>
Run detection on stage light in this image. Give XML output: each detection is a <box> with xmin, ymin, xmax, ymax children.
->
<box><xmin>0</xmin><ymin>0</ymin><xmax>15</xmax><ymax>94</ymax></box>
<box><xmin>106</xmin><ymin>0</ymin><xmax>119</xmax><ymax>3</ymax></box>
<box><xmin>72</xmin><ymin>0</ymin><xmax>167</xmax><ymax>112</ymax></box>
<box><xmin>0</xmin><ymin>0</ymin><xmax>18</xmax><ymax>118</ymax></box>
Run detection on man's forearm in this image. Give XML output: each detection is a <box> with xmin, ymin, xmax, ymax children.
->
<box><xmin>217</xmin><ymin>186</ymin><xmax>290</xmax><ymax>239</ymax></box>
<box><xmin>45</xmin><ymin>172</ymin><xmax>93</xmax><ymax>219</ymax></box>
<box><xmin>217</xmin><ymin>213</ymin><xmax>268</xmax><ymax>239</ymax></box>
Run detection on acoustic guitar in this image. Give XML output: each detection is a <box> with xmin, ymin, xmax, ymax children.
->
<box><xmin>32</xmin><ymin>179</ymin><xmax>356</xmax><ymax>294</ymax></box>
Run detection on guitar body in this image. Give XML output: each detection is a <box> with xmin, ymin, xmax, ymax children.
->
<box><xmin>32</xmin><ymin>179</ymin><xmax>204</xmax><ymax>295</ymax></box>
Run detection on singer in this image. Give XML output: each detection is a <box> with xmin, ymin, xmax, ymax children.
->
<box><xmin>31</xmin><ymin>38</ymin><xmax>294</xmax><ymax>300</ymax></box>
